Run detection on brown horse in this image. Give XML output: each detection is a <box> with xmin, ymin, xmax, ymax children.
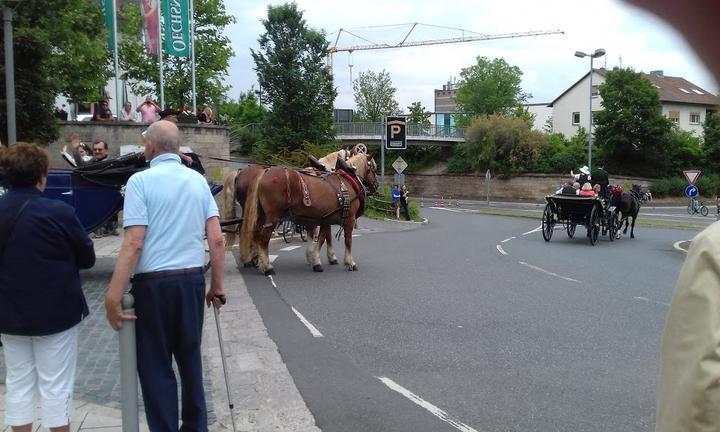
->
<box><xmin>240</xmin><ymin>153</ymin><xmax>377</xmax><ymax>275</ymax></box>
<box><xmin>222</xmin><ymin>164</ymin><xmax>265</xmax><ymax>259</ymax></box>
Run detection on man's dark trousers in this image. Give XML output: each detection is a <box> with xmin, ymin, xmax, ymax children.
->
<box><xmin>131</xmin><ymin>273</ymin><xmax>207</xmax><ymax>432</ymax></box>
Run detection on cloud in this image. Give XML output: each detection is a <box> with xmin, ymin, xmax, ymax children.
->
<box><xmin>222</xmin><ymin>0</ymin><xmax>717</xmax><ymax>111</ymax></box>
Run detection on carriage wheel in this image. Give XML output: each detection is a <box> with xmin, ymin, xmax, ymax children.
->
<box><xmin>566</xmin><ymin>222</ymin><xmax>576</xmax><ymax>238</ymax></box>
<box><xmin>298</xmin><ymin>224</ymin><xmax>308</xmax><ymax>241</ymax></box>
<box><xmin>282</xmin><ymin>219</ymin><xmax>294</xmax><ymax>243</ymax></box>
<box><xmin>588</xmin><ymin>204</ymin><xmax>601</xmax><ymax>245</ymax></box>
<box><xmin>542</xmin><ymin>204</ymin><xmax>555</xmax><ymax>242</ymax></box>
<box><xmin>608</xmin><ymin>210</ymin><xmax>619</xmax><ymax>242</ymax></box>
<box><xmin>701</xmin><ymin>205</ymin><xmax>709</xmax><ymax>217</ymax></box>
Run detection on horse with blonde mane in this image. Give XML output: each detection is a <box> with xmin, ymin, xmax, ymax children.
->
<box><xmin>239</xmin><ymin>153</ymin><xmax>377</xmax><ymax>275</ymax></box>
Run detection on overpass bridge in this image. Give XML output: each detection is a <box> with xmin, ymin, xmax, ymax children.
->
<box><xmin>335</xmin><ymin>122</ymin><xmax>465</xmax><ymax>147</ymax></box>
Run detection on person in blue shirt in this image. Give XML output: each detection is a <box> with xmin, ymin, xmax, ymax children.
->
<box><xmin>104</xmin><ymin>120</ymin><xmax>225</xmax><ymax>432</ymax></box>
<box><xmin>391</xmin><ymin>184</ymin><xmax>401</xmax><ymax>219</ymax></box>
<box><xmin>0</xmin><ymin>142</ymin><xmax>95</xmax><ymax>432</ymax></box>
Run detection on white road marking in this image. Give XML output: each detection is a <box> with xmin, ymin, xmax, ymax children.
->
<box><xmin>673</xmin><ymin>240</ymin><xmax>690</xmax><ymax>254</ymax></box>
<box><xmin>291</xmin><ymin>307</ymin><xmax>323</xmax><ymax>338</ymax></box>
<box><xmin>523</xmin><ymin>225</ymin><xmax>542</xmax><ymax>235</ymax></box>
<box><xmin>518</xmin><ymin>261</ymin><xmax>580</xmax><ymax>283</ymax></box>
<box><xmin>279</xmin><ymin>245</ymin><xmax>302</xmax><ymax>251</ymax></box>
<box><xmin>267</xmin><ymin>275</ymin><xmax>277</xmax><ymax>288</ymax></box>
<box><xmin>634</xmin><ymin>296</ymin><xmax>670</xmax><ymax>307</ymax></box>
<box><xmin>500</xmin><ymin>237</ymin><xmax>515</xmax><ymax>243</ymax></box>
<box><xmin>377</xmin><ymin>377</ymin><xmax>480</xmax><ymax>432</ymax></box>
<box><xmin>634</xmin><ymin>296</ymin><xmax>649</xmax><ymax>302</ymax></box>
<box><xmin>429</xmin><ymin>207</ymin><xmax>462</xmax><ymax>213</ymax></box>
<box><xmin>269</xmin><ymin>254</ymin><xmax>278</xmax><ymax>263</ymax></box>
<box><xmin>496</xmin><ymin>245</ymin><xmax>508</xmax><ymax>256</ymax></box>
<box><xmin>352</xmin><ymin>234</ymin><xmax>360</xmax><ymax>237</ymax></box>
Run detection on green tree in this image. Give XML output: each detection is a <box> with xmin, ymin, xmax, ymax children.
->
<box><xmin>118</xmin><ymin>0</ymin><xmax>235</xmax><ymax>109</ymax></box>
<box><xmin>594</xmin><ymin>68</ymin><xmax>672</xmax><ymax>176</ymax></box>
<box><xmin>252</xmin><ymin>2</ymin><xmax>336</xmax><ymax>154</ymax></box>
<box><xmin>352</xmin><ymin>70</ymin><xmax>400</xmax><ymax>122</ymax></box>
<box><xmin>455</xmin><ymin>57</ymin><xmax>529</xmax><ymax>118</ymax></box>
<box><xmin>407</xmin><ymin>101</ymin><xmax>431</xmax><ymax>125</ymax></box>
<box><xmin>703</xmin><ymin>112</ymin><xmax>720</xmax><ymax>173</ymax></box>
<box><xmin>0</xmin><ymin>0</ymin><xmax>111</xmax><ymax>143</ymax></box>
<box><xmin>217</xmin><ymin>91</ymin><xmax>267</xmax><ymax>155</ymax></box>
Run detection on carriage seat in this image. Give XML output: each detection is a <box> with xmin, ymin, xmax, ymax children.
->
<box><xmin>308</xmin><ymin>155</ymin><xmax>328</xmax><ymax>172</ymax></box>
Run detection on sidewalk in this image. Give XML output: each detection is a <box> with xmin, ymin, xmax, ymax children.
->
<box><xmin>1</xmin><ymin>232</ymin><xmax>320</xmax><ymax>432</ymax></box>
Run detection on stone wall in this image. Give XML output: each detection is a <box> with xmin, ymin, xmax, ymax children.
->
<box><xmin>403</xmin><ymin>173</ymin><xmax>653</xmax><ymax>203</ymax></box>
<box><xmin>51</xmin><ymin>122</ymin><xmax>230</xmax><ymax>182</ymax></box>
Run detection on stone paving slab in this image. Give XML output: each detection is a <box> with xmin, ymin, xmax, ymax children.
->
<box><xmin>1</xmin><ymin>232</ymin><xmax>320</xmax><ymax>432</ymax></box>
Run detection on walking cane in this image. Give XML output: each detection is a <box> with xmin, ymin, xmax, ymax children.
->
<box><xmin>213</xmin><ymin>295</ymin><xmax>237</xmax><ymax>432</ymax></box>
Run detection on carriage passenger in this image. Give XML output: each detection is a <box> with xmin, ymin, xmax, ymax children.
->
<box><xmin>578</xmin><ymin>182</ymin><xmax>596</xmax><ymax>197</ymax></box>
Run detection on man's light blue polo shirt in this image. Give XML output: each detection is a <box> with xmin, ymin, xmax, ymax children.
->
<box><xmin>123</xmin><ymin>153</ymin><xmax>218</xmax><ymax>273</ymax></box>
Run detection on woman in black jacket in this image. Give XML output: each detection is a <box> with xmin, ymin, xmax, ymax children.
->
<box><xmin>0</xmin><ymin>143</ymin><xmax>95</xmax><ymax>432</ymax></box>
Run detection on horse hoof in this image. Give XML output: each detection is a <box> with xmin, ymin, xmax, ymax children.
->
<box><xmin>352</xmin><ymin>264</ymin><xmax>358</xmax><ymax>271</ymax></box>
<box><xmin>264</xmin><ymin>269</ymin><xmax>276</xmax><ymax>276</ymax></box>
<box><xmin>329</xmin><ymin>259</ymin><xmax>338</xmax><ymax>265</ymax></box>
<box><xmin>313</xmin><ymin>264</ymin><xmax>324</xmax><ymax>272</ymax></box>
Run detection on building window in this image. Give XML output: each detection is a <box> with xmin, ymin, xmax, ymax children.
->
<box><xmin>591</xmin><ymin>85</ymin><xmax>599</xmax><ymax>97</ymax></box>
<box><xmin>572</xmin><ymin>112</ymin><xmax>580</xmax><ymax>125</ymax></box>
<box><xmin>668</xmin><ymin>111</ymin><xmax>680</xmax><ymax>124</ymax></box>
<box><xmin>690</xmin><ymin>112</ymin><xmax>701</xmax><ymax>124</ymax></box>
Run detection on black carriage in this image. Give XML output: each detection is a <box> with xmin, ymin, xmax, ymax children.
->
<box><xmin>542</xmin><ymin>194</ymin><xmax>620</xmax><ymax>245</ymax></box>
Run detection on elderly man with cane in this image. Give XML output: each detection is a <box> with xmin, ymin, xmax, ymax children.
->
<box><xmin>104</xmin><ymin>120</ymin><xmax>226</xmax><ymax>432</ymax></box>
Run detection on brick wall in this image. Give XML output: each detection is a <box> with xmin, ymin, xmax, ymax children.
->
<box><xmin>52</xmin><ymin>122</ymin><xmax>230</xmax><ymax>182</ymax></box>
<box><xmin>403</xmin><ymin>173</ymin><xmax>652</xmax><ymax>202</ymax></box>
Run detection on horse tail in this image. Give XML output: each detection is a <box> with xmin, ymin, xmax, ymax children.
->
<box><xmin>239</xmin><ymin>171</ymin><xmax>264</xmax><ymax>263</ymax></box>
<box><xmin>222</xmin><ymin>169</ymin><xmax>239</xmax><ymax>250</ymax></box>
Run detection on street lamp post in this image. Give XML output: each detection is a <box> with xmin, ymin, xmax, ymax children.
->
<box><xmin>3</xmin><ymin>1</ymin><xmax>21</xmax><ymax>145</ymax></box>
<box><xmin>574</xmin><ymin>48</ymin><xmax>606</xmax><ymax>173</ymax></box>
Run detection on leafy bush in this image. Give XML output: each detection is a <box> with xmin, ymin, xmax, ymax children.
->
<box><xmin>650</xmin><ymin>177</ymin><xmax>687</xmax><ymax>197</ymax></box>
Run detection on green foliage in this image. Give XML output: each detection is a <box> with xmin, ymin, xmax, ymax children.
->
<box><xmin>118</xmin><ymin>0</ymin><xmax>235</xmax><ymax>109</ymax></box>
<box><xmin>455</xmin><ymin>57</ymin><xmax>529</xmax><ymax>117</ymax></box>
<box><xmin>650</xmin><ymin>177</ymin><xmax>689</xmax><ymax>198</ymax></box>
<box><xmin>0</xmin><ymin>0</ymin><xmax>111</xmax><ymax>143</ymax></box>
<box><xmin>252</xmin><ymin>2</ymin><xmax>336</xmax><ymax>153</ymax></box>
<box><xmin>696</xmin><ymin>173</ymin><xmax>720</xmax><ymax>197</ymax></box>
<box><xmin>217</xmin><ymin>91</ymin><xmax>266</xmax><ymax>155</ymax></box>
<box><xmin>664</xmin><ymin>127</ymin><xmax>702</xmax><ymax>174</ymax></box>
<box><xmin>399</xmin><ymin>145</ymin><xmax>442</xmax><ymax>173</ymax></box>
<box><xmin>352</xmin><ymin>70</ymin><xmax>400</xmax><ymax>122</ymax></box>
<box><xmin>458</xmin><ymin>114</ymin><xmax>543</xmax><ymax>175</ymax></box>
<box><xmin>702</xmin><ymin>112</ymin><xmax>720</xmax><ymax>172</ymax></box>
<box><xmin>407</xmin><ymin>101</ymin><xmax>431</xmax><ymax>125</ymax></box>
<box><xmin>594</xmin><ymin>68</ymin><xmax>673</xmax><ymax>176</ymax></box>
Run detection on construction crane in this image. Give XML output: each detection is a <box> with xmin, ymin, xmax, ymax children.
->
<box><xmin>326</xmin><ymin>23</ymin><xmax>564</xmax><ymax>67</ymax></box>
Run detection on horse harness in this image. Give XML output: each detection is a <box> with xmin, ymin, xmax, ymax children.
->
<box><xmin>292</xmin><ymin>167</ymin><xmax>367</xmax><ymax>224</ymax></box>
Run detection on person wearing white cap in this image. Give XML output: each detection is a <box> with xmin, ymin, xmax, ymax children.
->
<box><xmin>570</xmin><ymin>166</ymin><xmax>591</xmax><ymax>185</ymax></box>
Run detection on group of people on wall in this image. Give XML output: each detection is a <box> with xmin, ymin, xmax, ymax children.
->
<box><xmin>63</xmin><ymin>95</ymin><xmax>217</xmax><ymax>126</ymax></box>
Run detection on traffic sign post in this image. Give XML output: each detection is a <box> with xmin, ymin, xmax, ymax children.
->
<box><xmin>385</xmin><ymin>116</ymin><xmax>407</xmax><ymax>150</ymax></box>
<box><xmin>485</xmin><ymin>169</ymin><xmax>491</xmax><ymax>206</ymax></box>
<box><xmin>685</xmin><ymin>185</ymin><xmax>699</xmax><ymax>198</ymax></box>
<box><xmin>392</xmin><ymin>156</ymin><xmax>408</xmax><ymax>174</ymax></box>
<box><xmin>683</xmin><ymin>169</ymin><xmax>701</xmax><ymax>185</ymax></box>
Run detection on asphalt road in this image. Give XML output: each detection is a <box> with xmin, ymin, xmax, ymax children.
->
<box><xmin>242</xmin><ymin>208</ymin><xmax>697</xmax><ymax>432</ymax></box>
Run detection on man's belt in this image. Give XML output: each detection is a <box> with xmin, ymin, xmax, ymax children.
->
<box><xmin>132</xmin><ymin>267</ymin><xmax>204</xmax><ymax>282</ymax></box>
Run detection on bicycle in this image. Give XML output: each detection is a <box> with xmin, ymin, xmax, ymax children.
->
<box><xmin>687</xmin><ymin>197</ymin><xmax>709</xmax><ymax>216</ymax></box>
<box><xmin>279</xmin><ymin>216</ymin><xmax>307</xmax><ymax>243</ymax></box>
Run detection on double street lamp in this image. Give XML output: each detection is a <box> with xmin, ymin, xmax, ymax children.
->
<box><xmin>574</xmin><ymin>48</ymin><xmax>606</xmax><ymax>173</ymax></box>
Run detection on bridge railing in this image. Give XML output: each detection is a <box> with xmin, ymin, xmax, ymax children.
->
<box><xmin>335</xmin><ymin>122</ymin><xmax>466</xmax><ymax>139</ymax></box>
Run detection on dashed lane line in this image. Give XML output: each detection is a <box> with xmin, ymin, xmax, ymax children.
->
<box><xmin>279</xmin><ymin>245</ymin><xmax>302</xmax><ymax>251</ymax></box>
<box><xmin>500</xmin><ymin>237</ymin><xmax>515</xmax><ymax>243</ymax></box>
<box><xmin>291</xmin><ymin>306</ymin><xmax>324</xmax><ymax>338</ymax></box>
<box><xmin>496</xmin><ymin>245</ymin><xmax>508</xmax><ymax>256</ymax></box>
<box><xmin>377</xmin><ymin>377</ymin><xmax>480</xmax><ymax>432</ymax></box>
<box><xmin>673</xmin><ymin>240</ymin><xmax>690</xmax><ymax>254</ymax></box>
<box><xmin>519</xmin><ymin>261</ymin><xmax>580</xmax><ymax>284</ymax></box>
<box><xmin>523</xmin><ymin>225</ymin><xmax>542</xmax><ymax>235</ymax></box>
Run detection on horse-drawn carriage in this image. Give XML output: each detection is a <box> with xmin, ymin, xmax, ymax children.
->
<box><xmin>541</xmin><ymin>187</ymin><xmax>642</xmax><ymax>245</ymax></box>
<box><xmin>1</xmin><ymin>152</ymin><xmax>222</xmax><ymax>233</ymax></box>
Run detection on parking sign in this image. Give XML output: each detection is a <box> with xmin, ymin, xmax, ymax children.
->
<box><xmin>385</xmin><ymin>116</ymin><xmax>407</xmax><ymax>150</ymax></box>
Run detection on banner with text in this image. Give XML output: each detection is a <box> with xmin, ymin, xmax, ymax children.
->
<box><xmin>141</xmin><ymin>0</ymin><xmax>160</xmax><ymax>54</ymax></box>
<box><xmin>102</xmin><ymin>0</ymin><xmax>115</xmax><ymax>51</ymax></box>
<box><xmin>162</xmin><ymin>0</ymin><xmax>190</xmax><ymax>57</ymax></box>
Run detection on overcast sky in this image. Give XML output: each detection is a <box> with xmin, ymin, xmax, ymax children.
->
<box><xmin>223</xmin><ymin>0</ymin><xmax>718</xmax><ymax>112</ymax></box>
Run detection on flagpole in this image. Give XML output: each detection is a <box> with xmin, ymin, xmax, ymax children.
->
<box><xmin>190</xmin><ymin>0</ymin><xmax>197</xmax><ymax>113</ymax></box>
<box><xmin>158</xmin><ymin>0</ymin><xmax>165</xmax><ymax>109</ymax></box>
<box><xmin>112</xmin><ymin>0</ymin><xmax>120</xmax><ymax>119</ymax></box>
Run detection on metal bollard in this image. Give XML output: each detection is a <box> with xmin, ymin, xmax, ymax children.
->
<box><xmin>119</xmin><ymin>293</ymin><xmax>139</xmax><ymax>432</ymax></box>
